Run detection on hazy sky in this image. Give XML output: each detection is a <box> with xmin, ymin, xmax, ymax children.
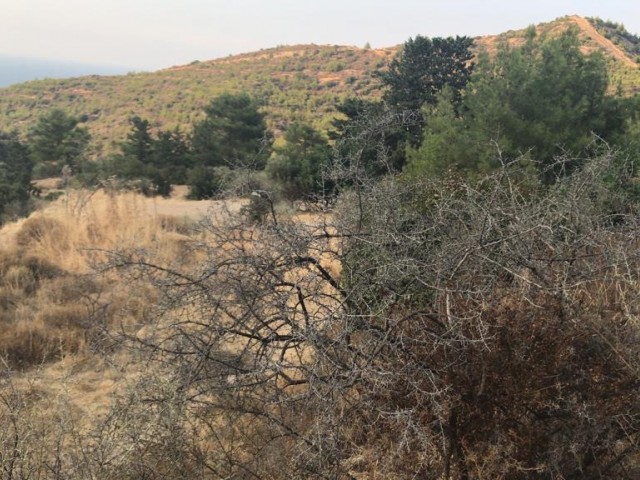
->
<box><xmin>2</xmin><ymin>0</ymin><xmax>639</xmax><ymax>71</ymax></box>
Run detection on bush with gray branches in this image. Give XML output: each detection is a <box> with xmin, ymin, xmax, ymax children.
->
<box><xmin>97</xmin><ymin>145</ymin><xmax>640</xmax><ymax>479</ymax></box>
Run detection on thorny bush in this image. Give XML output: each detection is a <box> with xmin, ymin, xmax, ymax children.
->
<box><xmin>100</xmin><ymin>149</ymin><xmax>640</xmax><ymax>479</ymax></box>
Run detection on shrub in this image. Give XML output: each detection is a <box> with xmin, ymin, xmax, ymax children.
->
<box><xmin>108</xmin><ymin>149</ymin><xmax>640</xmax><ymax>479</ymax></box>
<box><xmin>186</xmin><ymin>165</ymin><xmax>225</xmax><ymax>199</ymax></box>
<box><xmin>239</xmin><ymin>190</ymin><xmax>274</xmax><ymax>224</ymax></box>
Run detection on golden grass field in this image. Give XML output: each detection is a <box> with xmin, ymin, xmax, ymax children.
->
<box><xmin>0</xmin><ymin>188</ymin><xmax>250</xmax><ymax>436</ymax></box>
<box><xmin>0</xmin><ymin>186</ymin><xmax>331</xmax><ymax>444</ymax></box>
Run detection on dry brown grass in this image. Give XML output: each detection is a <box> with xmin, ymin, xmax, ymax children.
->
<box><xmin>0</xmin><ymin>189</ymin><xmax>212</xmax><ymax>370</ymax></box>
<box><xmin>0</xmin><ymin>190</ymin><xmax>345</xmax><ymax>478</ymax></box>
<box><xmin>0</xmin><ymin>189</ymin><xmax>217</xmax><ymax>477</ymax></box>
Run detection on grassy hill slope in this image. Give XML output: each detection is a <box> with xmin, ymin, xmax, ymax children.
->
<box><xmin>0</xmin><ymin>45</ymin><xmax>394</xmax><ymax>156</ymax></box>
<box><xmin>0</xmin><ymin>15</ymin><xmax>637</xmax><ymax>155</ymax></box>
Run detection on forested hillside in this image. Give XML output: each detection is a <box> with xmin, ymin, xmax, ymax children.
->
<box><xmin>0</xmin><ymin>15</ymin><xmax>637</xmax><ymax>157</ymax></box>
<box><xmin>0</xmin><ymin>45</ymin><xmax>394</xmax><ymax>155</ymax></box>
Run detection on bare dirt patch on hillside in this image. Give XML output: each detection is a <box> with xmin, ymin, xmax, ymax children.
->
<box><xmin>570</xmin><ymin>15</ymin><xmax>638</xmax><ymax>68</ymax></box>
<box><xmin>145</xmin><ymin>195</ymin><xmax>246</xmax><ymax>218</ymax></box>
<box><xmin>475</xmin><ymin>15</ymin><xmax>638</xmax><ymax>69</ymax></box>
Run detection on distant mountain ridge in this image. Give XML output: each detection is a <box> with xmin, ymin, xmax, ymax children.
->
<box><xmin>0</xmin><ymin>15</ymin><xmax>637</xmax><ymax>155</ymax></box>
<box><xmin>0</xmin><ymin>55</ymin><xmax>128</xmax><ymax>88</ymax></box>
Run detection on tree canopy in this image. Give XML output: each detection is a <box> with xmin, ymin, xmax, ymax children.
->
<box><xmin>114</xmin><ymin>116</ymin><xmax>192</xmax><ymax>195</ymax></box>
<box><xmin>28</xmin><ymin>108</ymin><xmax>90</xmax><ymax>174</ymax></box>
<box><xmin>408</xmin><ymin>30</ymin><xmax>631</xmax><ymax>180</ymax></box>
<box><xmin>192</xmin><ymin>92</ymin><xmax>270</xmax><ymax>169</ymax></box>
<box><xmin>266</xmin><ymin>122</ymin><xmax>332</xmax><ymax>201</ymax></box>
<box><xmin>0</xmin><ymin>132</ymin><xmax>34</xmax><ymax>221</ymax></box>
<box><xmin>343</xmin><ymin>35</ymin><xmax>476</xmax><ymax>169</ymax></box>
<box><xmin>378</xmin><ymin>35</ymin><xmax>474</xmax><ymax>112</ymax></box>
<box><xmin>121</xmin><ymin>116</ymin><xmax>153</xmax><ymax>164</ymax></box>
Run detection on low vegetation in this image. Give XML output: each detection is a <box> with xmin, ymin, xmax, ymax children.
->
<box><xmin>1</xmin><ymin>14</ymin><xmax>640</xmax><ymax>479</ymax></box>
<box><xmin>0</xmin><ymin>44</ymin><xmax>393</xmax><ymax>155</ymax></box>
<box><xmin>3</xmin><ymin>148</ymin><xmax>639</xmax><ymax>479</ymax></box>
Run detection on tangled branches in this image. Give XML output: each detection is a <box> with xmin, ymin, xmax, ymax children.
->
<box><xmin>94</xmin><ymin>148</ymin><xmax>640</xmax><ymax>479</ymax></box>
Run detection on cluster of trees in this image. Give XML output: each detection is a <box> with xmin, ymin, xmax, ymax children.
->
<box><xmin>92</xmin><ymin>92</ymin><xmax>332</xmax><ymax>201</ymax></box>
<box><xmin>111</xmin><ymin>94</ymin><xmax>331</xmax><ymax>200</ymax></box>
<box><xmin>29</xmin><ymin>108</ymin><xmax>90</xmax><ymax>177</ymax></box>
<box><xmin>328</xmin><ymin>35</ymin><xmax>476</xmax><ymax>177</ymax></box>
<box><xmin>0</xmin><ymin>108</ymin><xmax>90</xmax><ymax>222</ymax></box>
<box><xmin>0</xmin><ymin>92</ymin><xmax>334</xmax><ymax>213</ymax></box>
<box><xmin>331</xmin><ymin>29</ymin><xmax>639</xmax><ymax>185</ymax></box>
<box><xmin>407</xmin><ymin>31</ymin><xmax>636</xmax><ymax>181</ymax></box>
<box><xmin>105</xmin><ymin>116</ymin><xmax>191</xmax><ymax>196</ymax></box>
<box><xmin>105</xmin><ymin>88</ymin><xmax>340</xmax><ymax>202</ymax></box>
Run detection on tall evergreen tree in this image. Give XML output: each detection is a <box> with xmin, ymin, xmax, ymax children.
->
<box><xmin>29</xmin><ymin>109</ymin><xmax>90</xmax><ymax>173</ymax></box>
<box><xmin>121</xmin><ymin>116</ymin><xmax>153</xmax><ymax>164</ymax></box>
<box><xmin>192</xmin><ymin>93</ymin><xmax>270</xmax><ymax>169</ymax></box>
<box><xmin>0</xmin><ymin>132</ymin><xmax>34</xmax><ymax>221</ymax></box>
<box><xmin>151</xmin><ymin>129</ymin><xmax>191</xmax><ymax>183</ymax></box>
<box><xmin>360</xmin><ymin>35</ymin><xmax>475</xmax><ymax>168</ymax></box>
<box><xmin>378</xmin><ymin>35</ymin><xmax>474</xmax><ymax>112</ymax></box>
